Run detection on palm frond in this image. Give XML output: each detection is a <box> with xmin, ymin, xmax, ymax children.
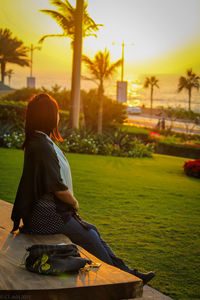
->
<box><xmin>143</xmin><ymin>77</ymin><xmax>150</xmax><ymax>88</ymax></box>
<box><xmin>81</xmin><ymin>75</ymin><xmax>98</xmax><ymax>85</ymax></box>
<box><xmin>177</xmin><ymin>76</ymin><xmax>187</xmax><ymax>92</ymax></box>
<box><xmin>39</xmin><ymin>9</ymin><xmax>74</xmax><ymax>34</ymax></box>
<box><xmin>82</xmin><ymin>54</ymin><xmax>100</xmax><ymax>80</ymax></box>
<box><xmin>50</xmin><ymin>0</ymin><xmax>74</xmax><ymax>12</ymax></box>
<box><xmin>144</xmin><ymin>76</ymin><xmax>159</xmax><ymax>88</ymax></box>
<box><xmin>105</xmin><ymin>59</ymin><xmax>121</xmax><ymax>78</ymax></box>
<box><xmin>38</xmin><ymin>33</ymin><xmax>66</xmax><ymax>44</ymax></box>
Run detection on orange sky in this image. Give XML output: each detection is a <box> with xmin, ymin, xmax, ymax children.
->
<box><xmin>0</xmin><ymin>0</ymin><xmax>200</xmax><ymax>90</ymax></box>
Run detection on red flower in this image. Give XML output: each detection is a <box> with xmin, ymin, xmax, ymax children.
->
<box><xmin>183</xmin><ymin>159</ymin><xmax>200</xmax><ymax>178</ymax></box>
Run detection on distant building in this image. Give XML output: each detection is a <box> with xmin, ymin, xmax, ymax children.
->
<box><xmin>0</xmin><ymin>81</ymin><xmax>15</xmax><ymax>97</ymax></box>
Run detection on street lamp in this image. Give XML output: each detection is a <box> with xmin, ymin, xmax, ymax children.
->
<box><xmin>112</xmin><ymin>41</ymin><xmax>134</xmax><ymax>103</ymax></box>
<box><xmin>27</xmin><ymin>44</ymin><xmax>41</xmax><ymax>88</ymax></box>
<box><xmin>112</xmin><ymin>41</ymin><xmax>134</xmax><ymax>82</ymax></box>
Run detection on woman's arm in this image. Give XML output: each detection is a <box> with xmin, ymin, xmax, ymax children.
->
<box><xmin>55</xmin><ymin>189</ymin><xmax>79</xmax><ymax>211</ymax></box>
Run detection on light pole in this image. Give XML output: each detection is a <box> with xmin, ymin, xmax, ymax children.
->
<box><xmin>112</xmin><ymin>41</ymin><xmax>134</xmax><ymax>103</ymax></box>
<box><xmin>29</xmin><ymin>44</ymin><xmax>41</xmax><ymax>77</ymax></box>
<box><xmin>70</xmin><ymin>0</ymin><xmax>84</xmax><ymax>129</ymax></box>
<box><xmin>112</xmin><ymin>41</ymin><xmax>134</xmax><ymax>82</ymax></box>
<box><xmin>121</xmin><ymin>41</ymin><xmax>125</xmax><ymax>81</ymax></box>
<box><xmin>27</xmin><ymin>44</ymin><xmax>41</xmax><ymax>88</ymax></box>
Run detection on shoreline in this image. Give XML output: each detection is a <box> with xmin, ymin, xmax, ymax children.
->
<box><xmin>125</xmin><ymin>113</ymin><xmax>200</xmax><ymax>135</ymax></box>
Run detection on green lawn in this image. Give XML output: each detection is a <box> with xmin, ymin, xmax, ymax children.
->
<box><xmin>0</xmin><ymin>147</ymin><xmax>199</xmax><ymax>299</ymax></box>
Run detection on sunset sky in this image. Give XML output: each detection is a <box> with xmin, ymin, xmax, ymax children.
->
<box><xmin>0</xmin><ymin>0</ymin><xmax>200</xmax><ymax>94</ymax></box>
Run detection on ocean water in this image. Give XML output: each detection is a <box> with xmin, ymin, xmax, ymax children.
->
<box><xmin>108</xmin><ymin>74</ymin><xmax>200</xmax><ymax>113</ymax></box>
<box><xmin>130</xmin><ymin>74</ymin><xmax>200</xmax><ymax>113</ymax></box>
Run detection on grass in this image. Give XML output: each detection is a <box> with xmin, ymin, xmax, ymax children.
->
<box><xmin>0</xmin><ymin>147</ymin><xmax>200</xmax><ymax>299</ymax></box>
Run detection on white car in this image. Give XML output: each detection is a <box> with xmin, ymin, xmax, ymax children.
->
<box><xmin>127</xmin><ymin>106</ymin><xmax>141</xmax><ymax>115</ymax></box>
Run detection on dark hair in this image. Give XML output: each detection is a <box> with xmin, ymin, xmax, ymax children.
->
<box><xmin>23</xmin><ymin>93</ymin><xmax>63</xmax><ymax>149</ymax></box>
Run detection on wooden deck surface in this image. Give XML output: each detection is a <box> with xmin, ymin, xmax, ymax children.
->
<box><xmin>0</xmin><ymin>199</ymin><xmax>143</xmax><ymax>299</ymax></box>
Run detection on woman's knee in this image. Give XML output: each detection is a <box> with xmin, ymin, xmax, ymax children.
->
<box><xmin>83</xmin><ymin>222</ymin><xmax>100</xmax><ymax>235</ymax></box>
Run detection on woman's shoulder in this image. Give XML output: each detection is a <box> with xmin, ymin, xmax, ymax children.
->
<box><xmin>26</xmin><ymin>132</ymin><xmax>55</xmax><ymax>158</ymax></box>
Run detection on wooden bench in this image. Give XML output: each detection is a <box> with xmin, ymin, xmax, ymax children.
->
<box><xmin>0</xmin><ymin>200</ymin><xmax>143</xmax><ymax>299</ymax></box>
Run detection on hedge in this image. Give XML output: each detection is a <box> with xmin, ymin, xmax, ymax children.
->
<box><xmin>155</xmin><ymin>142</ymin><xmax>200</xmax><ymax>159</ymax></box>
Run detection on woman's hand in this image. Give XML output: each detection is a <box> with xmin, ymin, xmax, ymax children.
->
<box><xmin>73</xmin><ymin>199</ymin><xmax>79</xmax><ymax>212</ymax></box>
<box><xmin>55</xmin><ymin>189</ymin><xmax>79</xmax><ymax>212</ymax></box>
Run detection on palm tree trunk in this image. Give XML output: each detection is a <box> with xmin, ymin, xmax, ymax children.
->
<box><xmin>98</xmin><ymin>82</ymin><xmax>103</xmax><ymax>134</ymax></box>
<box><xmin>1</xmin><ymin>61</ymin><xmax>6</xmax><ymax>83</ymax></box>
<box><xmin>188</xmin><ymin>88</ymin><xmax>191</xmax><ymax>111</ymax></box>
<box><xmin>80</xmin><ymin>93</ymin><xmax>86</xmax><ymax>128</ymax></box>
<box><xmin>150</xmin><ymin>85</ymin><xmax>153</xmax><ymax>114</ymax></box>
<box><xmin>70</xmin><ymin>0</ymin><xmax>84</xmax><ymax>129</ymax></box>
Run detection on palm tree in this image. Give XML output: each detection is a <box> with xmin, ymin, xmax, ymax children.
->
<box><xmin>39</xmin><ymin>0</ymin><xmax>102</xmax><ymax>47</ymax></box>
<box><xmin>0</xmin><ymin>28</ymin><xmax>29</xmax><ymax>83</ymax></box>
<box><xmin>5</xmin><ymin>69</ymin><xmax>14</xmax><ymax>86</ymax></box>
<box><xmin>82</xmin><ymin>48</ymin><xmax>121</xmax><ymax>134</ymax></box>
<box><xmin>178</xmin><ymin>69</ymin><xmax>200</xmax><ymax>111</ymax></box>
<box><xmin>143</xmin><ymin>76</ymin><xmax>159</xmax><ymax>113</ymax></box>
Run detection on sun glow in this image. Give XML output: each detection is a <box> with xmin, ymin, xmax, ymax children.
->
<box><xmin>0</xmin><ymin>0</ymin><xmax>199</xmax><ymax>89</ymax></box>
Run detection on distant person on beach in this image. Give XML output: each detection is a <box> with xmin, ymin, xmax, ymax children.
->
<box><xmin>161</xmin><ymin>117</ymin><xmax>165</xmax><ymax>130</ymax></box>
<box><xmin>155</xmin><ymin>119</ymin><xmax>161</xmax><ymax>128</ymax></box>
<box><xmin>11</xmin><ymin>93</ymin><xmax>155</xmax><ymax>285</ymax></box>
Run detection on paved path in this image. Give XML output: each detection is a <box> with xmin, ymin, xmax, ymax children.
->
<box><xmin>126</xmin><ymin>114</ymin><xmax>200</xmax><ymax>135</ymax></box>
<box><xmin>134</xmin><ymin>285</ymin><xmax>173</xmax><ymax>300</ymax></box>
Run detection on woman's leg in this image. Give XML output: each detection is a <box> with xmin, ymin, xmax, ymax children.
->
<box><xmin>62</xmin><ymin>217</ymin><xmax>155</xmax><ymax>284</ymax></box>
<box><xmin>61</xmin><ymin>217</ymin><xmax>114</xmax><ymax>265</ymax></box>
<box><xmin>81</xmin><ymin>221</ymin><xmax>134</xmax><ymax>273</ymax></box>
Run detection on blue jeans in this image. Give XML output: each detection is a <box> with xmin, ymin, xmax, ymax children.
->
<box><xmin>61</xmin><ymin>216</ymin><xmax>134</xmax><ymax>274</ymax></box>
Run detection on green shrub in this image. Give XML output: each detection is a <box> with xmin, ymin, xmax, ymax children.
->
<box><xmin>1</xmin><ymin>132</ymin><xmax>24</xmax><ymax>149</ymax></box>
<box><xmin>0</xmin><ymin>87</ymin><xmax>40</xmax><ymax>102</ymax></box>
<box><xmin>0</xmin><ymin>100</ymin><xmax>70</xmax><ymax>137</ymax></box>
<box><xmin>155</xmin><ymin>142</ymin><xmax>200</xmax><ymax>159</ymax></box>
<box><xmin>116</xmin><ymin>125</ymin><xmax>150</xmax><ymax>142</ymax></box>
<box><xmin>0</xmin><ymin>101</ymin><xmax>26</xmax><ymax>132</ymax></box>
<box><xmin>1</xmin><ymin>130</ymin><xmax>154</xmax><ymax>158</ymax></box>
<box><xmin>0</xmin><ymin>88</ymin><xmax>126</xmax><ymax>133</ymax></box>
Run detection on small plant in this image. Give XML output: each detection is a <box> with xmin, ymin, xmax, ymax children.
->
<box><xmin>183</xmin><ymin>159</ymin><xmax>200</xmax><ymax>178</ymax></box>
<box><xmin>2</xmin><ymin>132</ymin><xmax>24</xmax><ymax>149</ymax></box>
<box><xmin>0</xmin><ymin>129</ymin><xmax>154</xmax><ymax>158</ymax></box>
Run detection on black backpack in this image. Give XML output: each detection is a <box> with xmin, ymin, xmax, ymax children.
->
<box><xmin>25</xmin><ymin>244</ymin><xmax>91</xmax><ymax>275</ymax></box>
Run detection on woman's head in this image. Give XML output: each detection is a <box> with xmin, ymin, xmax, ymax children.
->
<box><xmin>23</xmin><ymin>93</ymin><xmax>63</xmax><ymax>148</ymax></box>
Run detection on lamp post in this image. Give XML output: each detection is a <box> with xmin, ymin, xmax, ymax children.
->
<box><xmin>121</xmin><ymin>41</ymin><xmax>125</xmax><ymax>81</ymax></box>
<box><xmin>27</xmin><ymin>44</ymin><xmax>41</xmax><ymax>88</ymax></box>
<box><xmin>112</xmin><ymin>41</ymin><xmax>134</xmax><ymax>103</ymax></box>
<box><xmin>112</xmin><ymin>41</ymin><xmax>134</xmax><ymax>82</ymax></box>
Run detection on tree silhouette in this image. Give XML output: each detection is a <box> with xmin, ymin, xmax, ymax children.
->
<box><xmin>144</xmin><ymin>76</ymin><xmax>159</xmax><ymax>113</ymax></box>
<box><xmin>39</xmin><ymin>0</ymin><xmax>102</xmax><ymax>47</ymax></box>
<box><xmin>82</xmin><ymin>48</ymin><xmax>121</xmax><ymax>134</ymax></box>
<box><xmin>5</xmin><ymin>69</ymin><xmax>14</xmax><ymax>86</ymax></box>
<box><xmin>178</xmin><ymin>69</ymin><xmax>199</xmax><ymax>111</ymax></box>
<box><xmin>0</xmin><ymin>28</ymin><xmax>29</xmax><ymax>83</ymax></box>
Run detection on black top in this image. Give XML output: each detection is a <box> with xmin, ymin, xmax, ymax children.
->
<box><xmin>11</xmin><ymin>132</ymin><xmax>72</xmax><ymax>233</ymax></box>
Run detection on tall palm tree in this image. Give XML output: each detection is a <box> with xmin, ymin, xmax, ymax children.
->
<box><xmin>0</xmin><ymin>28</ymin><xmax>29</xmax><ymax>83</ymax></box>
<box><xmin>39</xmin><ymin>0</ymin><xmax>102</xmax><ymax>47</ymax></box>
<box><xmin>178</xmin><ymin>69</ymin><xmax>199</xmax><ymax>111</ymax></box>
<box><xmin>5</xmin><ymin>69</ymin><xmax>14</xmax><ymax>86</ymax></box>
<box><xmin>39</xmin><ymin>0</ymin><xmax>102</xmax><ymax>129</ymax></box>
<box><xmin>143</xmin><ymin>76</ymin><xmax>159</xmax><ymax>113</ymax></box>
<box><xmin>82</xmin><ymin>48</ymin><xmax>121</xmax><ymax>134</ymax></box>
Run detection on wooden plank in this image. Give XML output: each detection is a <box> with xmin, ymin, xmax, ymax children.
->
<box><xmin>0</xmin><ymin>200</ymin><xmax>143</xmax><ymax>299</ymax></box>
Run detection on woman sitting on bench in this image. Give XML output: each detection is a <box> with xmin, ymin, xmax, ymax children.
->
<box><xmin>11</xmin><ymin>93</ymin><xmax>155</xmax><ymax>285</ymax></box>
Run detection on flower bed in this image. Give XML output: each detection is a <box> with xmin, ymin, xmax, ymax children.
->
<box><xmin>183</xmin><ymin>159</ymin><xmax>200</xmax><ymax>178</ymax></box>
<box><xmin>0</xmin><ymin>131</ymin><xmax>154</xmax><ymax>158</ymax></box>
